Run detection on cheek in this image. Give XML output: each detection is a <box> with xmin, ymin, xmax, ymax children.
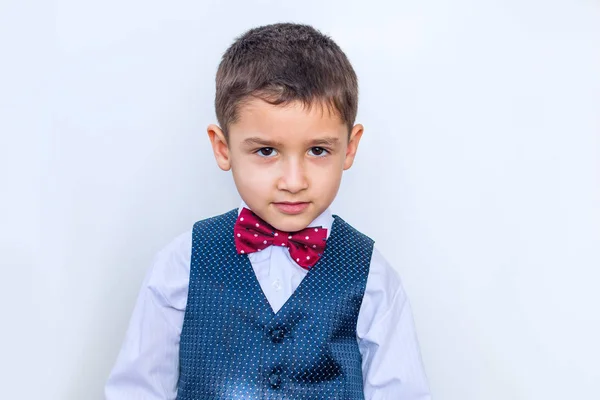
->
<box><xmin>309</xmin><ymin>163</ymin><xmax>343</xmax><ymax>193</ymax></box>
<box><xmin>231</xmin><ymin>159</ymin><xmax>273</xmax><ymax>193</ymax></box>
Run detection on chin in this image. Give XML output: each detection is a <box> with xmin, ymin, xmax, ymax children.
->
<box><xmin>269</xmin><ymin>213</ymin><xmax>314</xmax><ymax>233</ymax></box>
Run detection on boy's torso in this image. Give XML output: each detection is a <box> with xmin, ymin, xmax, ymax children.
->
<box><xmin>176</xmin><ymin>209</ymin><xmax>374</xmax><ymax>400</ymax></box>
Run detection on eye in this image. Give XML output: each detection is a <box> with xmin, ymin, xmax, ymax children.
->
<box><xmin>256</xmin><ymin>147</ymin><xmax>278</xmax><ymax>157</ymax></box>
<box><xmin>308</xmin><ymin>147</ymin><xmax>329</xmax><ymax>157</ymax></box>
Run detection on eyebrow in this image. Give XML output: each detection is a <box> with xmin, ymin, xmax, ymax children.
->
<box><xmin>242</xmin><ymin>137</ymin><xmax>284</xmax><ymax>147</ymax></box>
<box><xmin>307</xmin><ymin>137</ymin><xmax>341</xmax><ymax>147</ymax></box>
<box><xmin>241</xmin><ymin>136</ymin><xmax>341</xmax><ymax>148</ymax></box>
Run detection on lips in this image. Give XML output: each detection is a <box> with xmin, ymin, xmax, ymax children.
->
<box><xmin>273</xmin><ymin>202</ymin><xmax>310</xmax><ymax>215</ymax></box>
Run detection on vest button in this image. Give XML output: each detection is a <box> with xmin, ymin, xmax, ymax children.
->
<box><xmin>268</xmin><ymin>372</ymin><xmax>281</xmax><ymax>388</ymax></box>
<box><xmin>270</xmin><ymin>328</ymin><xmax>285</xmax><ymax>343</ymax></box>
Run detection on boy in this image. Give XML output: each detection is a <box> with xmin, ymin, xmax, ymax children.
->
<box><xmin>106</xmin><ymin>23</ymin><xmax>431</xmax><ymax>399</ymax></box>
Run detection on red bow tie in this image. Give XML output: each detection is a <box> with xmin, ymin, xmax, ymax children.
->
<box><xmin>234</xmin><ymin>208</ymin><xmax>327</xmax><ymax>270</ymax></box>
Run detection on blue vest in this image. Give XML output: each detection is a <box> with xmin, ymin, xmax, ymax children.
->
<box><xmin>177</xmin><ymin>209</ymin><xmax>374</xmax><ymax>399</ymax></box>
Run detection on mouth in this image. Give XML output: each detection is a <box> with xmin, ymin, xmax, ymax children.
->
<box><xmin>272</xmin><ymin>201</ymin><xmax>310</xmax><ymax>215</ymax></box>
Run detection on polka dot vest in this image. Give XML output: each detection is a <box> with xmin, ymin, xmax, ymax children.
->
<box><xmin>177</xmin><ymin>209</ymin><xmax>374</xmax><ymax>400</ymax></box>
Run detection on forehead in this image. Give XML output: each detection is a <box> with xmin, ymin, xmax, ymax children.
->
<box><xmin>228</xmin><ymin>98</ymin><xmax>346</xmax><ymax>142</ymax></box>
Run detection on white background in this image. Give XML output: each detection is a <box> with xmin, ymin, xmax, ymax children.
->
<box><xmin>1</xmin><ymin>0</ymin><xmax>599</xmax><ymax>399</ymax></box>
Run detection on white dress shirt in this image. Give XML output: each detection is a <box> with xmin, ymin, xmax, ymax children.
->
<box><xmin>105</xmin><ymin>204</ymin><xmax>431</xmax><ymax>400</ymax></box>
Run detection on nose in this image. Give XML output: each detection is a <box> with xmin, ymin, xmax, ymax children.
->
<box><xmin>277</xmin><ymin>157</ymin><xmax>308</xmax><ymax>194</ymax></box>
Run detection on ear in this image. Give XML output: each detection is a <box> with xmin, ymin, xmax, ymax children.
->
<box><xmin>343</xmin><ymin>124</ymin><xmax>364</xmax><ymax>170</ymax></box>
<box><xmin>207</xmin><ymin>124</ymin><xmax>231</xmax><ymax>171</ymax></box>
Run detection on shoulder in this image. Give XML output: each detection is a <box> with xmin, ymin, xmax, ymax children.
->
<box><xmin>192</xmin><ymin>208</ymin><xmax>238</xmax><ymax>232</ymax></box>
<box><xmin>330</xmin><ymin>214</ymin><xmax>400</xmax><ymax>292</ymax></box>
<box><xmin>145</xmin><ymin>207</ymin><xmax>236</xmax><ymax>306</ymax></box>
<box><xmin>357</xmin><ymin>246</ymin><xmax>408</xmax><ymax>336</ymax></box>
<box><xmin>152</xmin><ymin>229</ymin><xmax>193</xmax><ymax>270</ymax></box>
<box><xmin>332</xmin><ymin>214</ymin><xmax>375</xmax><ymax>245</ymax></box>
<box><xmin>368</xmin><ymin>247</ymin><xmax>405</xmax><ymax>301</ymax></box>
<box><xmin>362</xmin><ymin>246</ymin><xmax>408</xmax><ymax>316</ymax></box>
<box><xmin>144</xmin><ymin>229</ymin><xmax>193</xmax><ymax>307</ymax></box>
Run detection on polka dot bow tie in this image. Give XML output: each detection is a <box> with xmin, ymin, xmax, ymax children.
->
<box><xmin>234</xmin><ymin>207</ymin><xmax>327</xmax><ymax>270</ymax></box>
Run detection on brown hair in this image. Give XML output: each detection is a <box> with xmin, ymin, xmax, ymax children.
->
<box><xmin>215</xmin><ymin>23</ymin><xmax>358</xmax><ymax>138</ymax></box>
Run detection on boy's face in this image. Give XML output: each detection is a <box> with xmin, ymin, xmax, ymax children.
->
<box><xmin>208</xmin><ymin>99</ymin><xmax>363</xmax><ymax>233</ymax></box>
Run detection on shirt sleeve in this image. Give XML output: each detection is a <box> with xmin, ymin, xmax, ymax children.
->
<box><xmin>104</xmin><ymin>230</ymin><xmax>192</xmax><ymax>400</ymax></box>
<box><xmin>357</xmin><ymin>247</ymin><xmax>432</xmax><ymax>400</ymax></box>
